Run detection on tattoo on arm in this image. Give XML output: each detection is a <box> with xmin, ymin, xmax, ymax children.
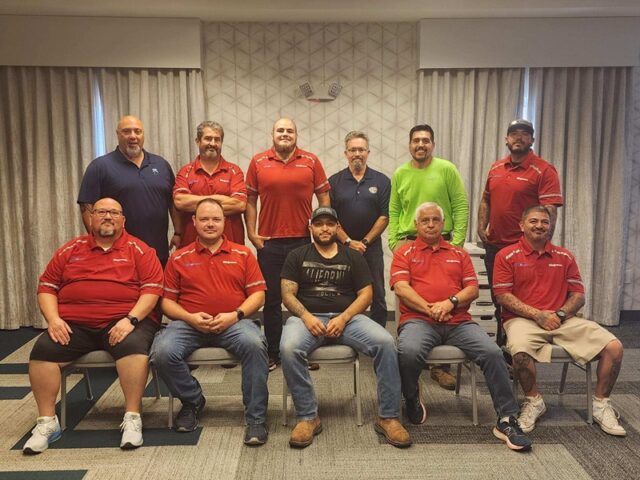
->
<box><xmin>496</xmin><ymin>293</ymin><xmax>540</xmax><ymax>321</ymax></box>
<box><xmin>561</xmin><ymin>292</ymin><xmax>585</xmax><ymax>317</ymax></box>
<box><xmin>79</xmin><ymin>203</ymin><xmax>93</xmax><ymax>213</ymax></box>
<box><xmin>281</xmin><ymin>279</ymin><xmax>308</xmax><ymax>318</ymax></box>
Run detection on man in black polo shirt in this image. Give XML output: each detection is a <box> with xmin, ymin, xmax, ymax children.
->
<box><xmin>328</xmin><ymin>131</ymin><xmax>391</xmax><ymax>327</ymax></box>
<box><xmin>78</xmin><ymin>115</ymin><xmax>181</xmax><ymax>266</ymax></box>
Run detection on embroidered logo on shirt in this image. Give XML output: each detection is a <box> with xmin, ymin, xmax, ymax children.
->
<box><xmin>183</xmin><ymin>262</ymin><xmax>202</xmax><ymax>267</ymax></box>
<box><xmin>548</xmin><ymin>263</ymin><xmax>563</xmax><ymax>267</ymax></box>
<box><xmin>152</xmin><ymin>168</ymin><xmax>159</xmax><ymax>175</ymax></box>
<box><xmin>369</xmin><ymin>186</ymin><xmax>378</xmax><ymax>194</ymax></box>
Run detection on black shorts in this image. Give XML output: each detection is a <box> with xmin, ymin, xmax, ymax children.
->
<box><xmin>29</xmin><ymin>319</ymin><xmax>159</xmax><ymax>363</ymax></box>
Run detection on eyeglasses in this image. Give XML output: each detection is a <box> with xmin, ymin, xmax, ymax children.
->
<box><xmin>347</xmin><ymin>148</ymin><xmax>369</xmax><ymax>154</ymax></box>
<box><xmin>92</xmin><ymin>209</ymin><xmax>123</xmax><ymax>218</ymax></box>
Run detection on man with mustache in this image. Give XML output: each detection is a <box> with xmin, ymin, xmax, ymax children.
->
<box><xmin>328</xmin><ymin>131</ymin><xmax>391</xmax><ymax>327</ymax></box>
<box><xmin>24</xmin><ymin>198</ymin><xmax>163</xmax><ymax>454</ymax></box>
<box><xmin>494</xmin><ymin>205</ymin><xmax>625</xmax><ymax>436</ymax></box>
<box><xmin>388</xmin><ymin>124</ymin><xmax>469</xmax><ymax>390</ymax></box>
<box><xmin>173</xmin><ymin>121</ymin><xmax>247</xmax><ymax>247</ymax></box>
<box><xmin>280</xmin><ymin>207</ymin><xmax>411</xmax><ymax>449</ymax></box>
<box><xmin>477</xmin><ymin>119</ymin><xmax>563</xmax><ymax>347</ymax></box>
<box><xmin>245</xmin><ymin>118</ymin><xmax>331</xmax><ymax>371</ymax></box>
<box><xmin>78</xmin><ymin>115</ymin><xmax>181</xmax><ymax>266</ymax></box>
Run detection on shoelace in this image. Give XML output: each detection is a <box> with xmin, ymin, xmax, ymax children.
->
<box><xmin>509</xmin><ymin>417</ymin><xmax>525</xmax><ymax>435</ymax></box>
<box><xmin>519</xmin><ymin>400</ymin><xmax>541</xmax><ymax>422</ymax></box>
<box><xmin>33</xmin><ymin>421</ymin><xmax>57</xmax><ymax>436</ymax></box>
<box><xmin>600</xmin><ymin>403</ymin><xmax>621</xmax><ymax>423</ymax></box>
<box><xmin>120</xmin><ymin>416</ymin><xmax>141</xmax><ymax>432</ymax></box>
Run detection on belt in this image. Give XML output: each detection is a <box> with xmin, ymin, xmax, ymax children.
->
<box><xmin>400</xmin><ymin>232</ymin><xmax>451</xmax><ymax>241</ymax></box>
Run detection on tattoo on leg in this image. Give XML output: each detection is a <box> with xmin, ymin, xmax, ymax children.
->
<box><xmin>604</xmin><ymin>359</ymin><xmax>621</xmax><ymax>397</ymax></box>
<box><xmin>513</xmin><ymin>353</ymin><xmax>536</xmax><ymax>394</ymax></box>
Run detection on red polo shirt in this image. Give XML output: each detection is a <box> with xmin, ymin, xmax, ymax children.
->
<box><xmin>390</xmin><ymin>237</ymin><xmax>478</xmax><ymax>326</ymax></box>
<box><xmin>245</xmin><ymin>147</ymin><xmax>330</xmax><ymax>238</ymax></box>
<box><xmin>174</xmin><ymin>155</ymin><xmax>247</xmax><ymax>246</ymax></box>
<box><xmin>37</xmin><ymin>231</ymin><xmax>164</xmax><ymax>328</ymax></box>
<box><xmin>493</xmin><ymin>237</ymin><xmax>585</xmax><ymax>322</ymax></box>
<box><xmin>483</xmin><ymin>151</ymin><xmax>563</xmax><ymax>247</ymax></box>
<box><xmin>164</xmin><ymin>237</ymin><xmax>266</xmax><ymax>315</ymax></box>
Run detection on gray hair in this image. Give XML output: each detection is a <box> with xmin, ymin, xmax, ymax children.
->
<box><xmin>196</xmin><ymin>121</ymin><xmax>224</xmax><ymax>141</ymax></box>
<box><xmin>415</xmin><ymin>202</ymin><xmax>444</xmax><ymax>221</ymax></box>
<box><xmin>344</xmin><ymin>130</ymin><xmax>369</xmax><ymax>148</ymax></box>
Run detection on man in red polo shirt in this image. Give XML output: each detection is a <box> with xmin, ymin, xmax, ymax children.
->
<box><xmin>494</xmin><ymin>205</ymin><xmax>625</xmax><ymax>436</ymax></box>
<box><xmin>150</xmin><ymin>198</ymin><xmax>270</xmax><ymax>445</ymax></box>
<box><xmin>245</xmin><ymin>117</ymin><xmax>330</xmax><ymax>370</ymax></box>
<box><xmin>173</xmin><ymin>121</ymin><xmax>247</xmax><ymax>246</ymax></box>
<box><xmin>477</xmin><ymin>119</ymin><xmax>563</xmax><ymax>345</ymax></box>
<box><xmin>393</xmin><ymin>202</ymin><xmax>531</xmax><ymax>452</ymax></box>
<box><xmin>24</xmin><ymin>198</ymin><xmax>163</xmax><ymax>454</ymax></box>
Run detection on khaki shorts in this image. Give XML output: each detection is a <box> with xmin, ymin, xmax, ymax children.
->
<box><xmin>504</xmin><ymin>316</ymin><xmax>617</xmax><ymax>365</ymax></box>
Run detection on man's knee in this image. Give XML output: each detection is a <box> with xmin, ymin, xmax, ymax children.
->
<box><xmin>512</xmin><ymin>352</ymin><xmax>534</xmax><ymax>370</ymax></box>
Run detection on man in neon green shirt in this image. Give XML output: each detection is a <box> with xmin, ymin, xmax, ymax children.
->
<box><xmin>389</xmin><ymin>124</ymin><xmax>469</xmax><ymax>390</ymax></box>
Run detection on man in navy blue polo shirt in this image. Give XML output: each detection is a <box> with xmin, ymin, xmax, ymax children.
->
<box><xmin>328</xmin><ymin>131</ymin><xmax>391</xmax><ymax>326</ymax></box>
<box><xmin>78</xmin><ymin>115</ymin><xmax>181</xmax><ymax>266</ymax></box>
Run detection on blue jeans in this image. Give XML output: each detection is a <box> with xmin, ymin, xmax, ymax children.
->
<box><xmin>280</xmin><ymin>313</ymin><xmax>401</xmax><ymax>420</ymax></box>
<box><xmin>150</xmin><ymin>319</ymin><xmax>269</xmax><ymax>424</ymax></box>
<box><xmin>397</xmin><ymin>320</ymin><xmax>519</xmax><ymax>419</ymax></box>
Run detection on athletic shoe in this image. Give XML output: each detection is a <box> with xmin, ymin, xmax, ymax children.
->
<box><xmin>244</xmin><ymin>423</ymin><xmax>268</xmax><ymax>446</ymax></box>
<box><xmin>405</xmin><ymin>387</ymin><xmax>428</xmax><ymax>425</ymax></box>
<box><xmin>268</xmin><ymin>357</ymin><xmax>279</xmax><ymax>372</ymax></box>
<box><xmin>518</xmin><ymin>395</ymin><xmax>546</xmax><ymax>433</ymax></box>
<box><xmin>593</xmin><ymin>397</ymin><xmax>626</xmax><ymax>436</ymax></box>
<box><xmin>23</xmin><ymin>415</ymin><xmax>62</xmax><ymax>454</ymax></box>
<box><xmin>493</xmin><ymin>416</ymin><xmax>532</xmax><ymax>452</ymax></box>
<box><xmin>120</xmin><ymin>412</ymin><xmax>143</xmax><ymax>449</ymax></box>
<box><xmin>175</xmin><ymin>395</ymin><xmax>206</xmax><ymax>432</ymax></box>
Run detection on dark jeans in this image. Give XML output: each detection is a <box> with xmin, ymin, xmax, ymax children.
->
<box><xmin>483</xmin><ymin>242</ymin><xmax>506</xmax><ymax>346</ymax></box>
<box><xmin>363</xmin><ymin>243</ymin><xmax>387</xmax><ymax>327</ymax></box>
<box><xmin>257</xmin><ymin>237</ymin><xmax>310</xmax><ymax>359</ymax></box>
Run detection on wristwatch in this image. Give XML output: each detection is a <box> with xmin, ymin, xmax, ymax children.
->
<box><xmin>362</xmin><ymin>238</ymin><xmax>370</xmax><ymax>246</ymax></box>
<box><xmin>448</xmin><ymin>295</ymin><xmax>459</xmax><ymax>308</ymax></box>
<box><xmin>344</xmin><ymin>238</ymin><xmax>352</xmax><ymax>246</ymax></box>
<box><xmin>555</xmin><ymin>310</ymin><xmax>567</xmax><ymax>322</ymax></box>
<box><xmin>235</xmin><ymin>309</ymin><xmax>245</xmax><ymax>321</ymax></box>
<box><xmin>126</xmin><ymin>314</ymin><xmax>139</xmax><ymax>326</ymax></box>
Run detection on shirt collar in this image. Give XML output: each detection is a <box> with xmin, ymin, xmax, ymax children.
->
<box><xmin>518</xmin><ymin>236</ymin><xmax>553</xmax><ymax>257</ymax></box>
<box><xmin>195</xmin><ymin>236</ymin><xmax>231</xmax><ymax>255</ymax></box>
<box><xmin>506</xmin><ymin>150</ymin><xmax>535</xmax><ymax>169</ymax></box>
<box><xmin>88</xmin><ymin>230</ymin><xmax>128</xmax><ymax>252</ymax></box>
<box><xmin>414</xmin><ymin>235</ymin><xmax>452</xmax><ymax>252</ymax></box>
<box><xmin>194</xmin><ymin>155</ymin><xmax>229</xmax><ymax>174</ymax></box>
<box><xmin>266</xmin><ymin>147</ymin><xmax>303</xmax><ymax>163</ymax></box>
<box><xmin>114</xmin><ymin>147</ymin><xmax>149</xmax><ymax>167</ymax></box>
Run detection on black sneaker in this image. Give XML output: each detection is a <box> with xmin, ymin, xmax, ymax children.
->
<box><xmin>244</xmin><ymin>423</ymin><xmax>268</xmax><ymax>446</ymax></box>
<box><xmin>405</xmin><ymin>391</ymin><xmax>427</xmax><ymax>425</ymax></box>
<box><xmin>268</xmin><ymin>357</ymin><xmax>279</xmax><ymax>372</ymax></box>
<box><xmin>175</xmin><ymin>395</ymin><xmax>206</xmax><ymax>432</ymax></box>
<box><xmin>493</xmin><ymin>416</ymin><xmax>532</xmax><ymax>452</ymax></box>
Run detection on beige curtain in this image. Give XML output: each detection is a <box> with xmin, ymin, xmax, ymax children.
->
<box><xmin>0</xmin><ymin>67</ymin><xmax>205</xmax><ymax>329</ymax></box>
<box><xmin>526</xmin><ymin>67</ymin><xmax>630</xmax><ymax>326</ymax></box>
<box><xmin>417</xmin><ymin>68</ymin><xmax>524</xmax><ymax>241</ymax></box>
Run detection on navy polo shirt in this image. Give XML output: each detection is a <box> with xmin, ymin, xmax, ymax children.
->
<box><xmin>78</xmin><ymin>147</ymin><xmax>175</xmax><ymax>264</ymax></box>
<box><xmin>328</xmin><ymin>166</ymin><xmax>391</xmax><ymax>249</ymax></box>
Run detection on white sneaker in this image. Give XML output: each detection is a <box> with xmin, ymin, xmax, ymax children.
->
<box><xmin>517</xmin><ymin>395</ymin><xmax>547</xmax><ymax>433</ymax></box>
<box><xmin>593</xmin><ymin>397</ymin><xmax>626</xmax><ymax>436</ymax></box>
<box><xmin>120</xmin><ymin>412</ymin><xmax>143</xmax><ymax>449</ymax></box>
<box><xmin>23</xmin><ymin>415</ymin><xmax>62</xmax><ymax>454</ymax></box>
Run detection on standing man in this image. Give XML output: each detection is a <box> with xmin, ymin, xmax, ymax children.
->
<box><xmin>173</xmin><ymin>121</ymin><xmax>247</xmax><ymax>247</ymax></box>
<box><xmin>494</xmin><ymin>206</ymin><xmax>625</xmax><ymax>436</ymax></box>
<box><xmin>389</xmin><ymin>124</ymin><xmax>469</xmax><ymax>390</ymax></box>
<box><xmin>151</xmin><ymin>199</ymin><xmax>270</xmax><ymax>445</ymax></box>
<box><xmin>329</xmin><ymin>131</ymin><xmax>391</xmax><ymax>327</ymax></box>
<box><xmin>23</xmin><ymin>198</ymin><xmax>163</xmax><ymax>454</ymax></box>
<box><xmin>393</xmin><ymin>202</ymin><xmax>531</xmax><ymax>452</ymax></box>
<box><xmin>280</xmin><ymin>207</ymin><xmax>411</xmax><ymax>449</ymax></box>
<box><xmin>245</xmin><ymin>118</ymin><xmax>331</xmax><ymax>370</ymax></box>
<box><xmin>477</xmin><ymin>119</ymin><xmax>563</xmax><ymax>345</ymax></box>
<box><xmin>78</xmin><ymin>115</ymin><xmax>181</xmax><ymax>266</ymax></box>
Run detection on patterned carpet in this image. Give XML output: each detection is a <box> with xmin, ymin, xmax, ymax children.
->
<box><xmin>0</xmin><ymin>320</ymin><xmax>638</xmax><ymax>480</ymax></box>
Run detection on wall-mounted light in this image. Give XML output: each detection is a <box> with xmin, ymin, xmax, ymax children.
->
<box><xmin>299</xmin><ymin>82</ymin><xmax>342</xmax><ymax>103</ymax></box>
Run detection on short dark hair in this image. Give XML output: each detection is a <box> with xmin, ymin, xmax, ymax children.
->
<box><xmin>409</xmin><ymin>124</ymin><xmax>435</xmax><ymax>142</ymax></box>
<box><xmin>195</xmin><ymin>198</ymin><xmax>224</xmax><ymax>215</ymax></box>
<box><xmin>521</xmin><ymin>205</ymin><xmax>551</xmax><ymax>221</ymax></box>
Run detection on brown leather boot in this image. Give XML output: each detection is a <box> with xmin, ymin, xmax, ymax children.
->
<box><xmin>430</xmin><ymin>366</ymin><xmax>456</xmax><ymax>390</ymax></box>
<box><xmin>374</xmin><ymin>417</ymin><xmax>412</xmax><ymax>448</ymax></box>
<box><xmin>289</xmin><ymin>417</ymin><xmax>322</xmax><ymax>448</ymax></box>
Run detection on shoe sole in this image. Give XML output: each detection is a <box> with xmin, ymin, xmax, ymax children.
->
<box><xmin>244</xmin><ymin>436</ymin><xmax>267</xmax><ymax>446</ymax></box>
<box><xmin>593</xmin><ymin>418</ymin><xmax>627</xmax><ymax>436</ymax></box>
<box><xmin>23</xmin><ymin>430</ymin><xmax>62</xmax><ymax>455</ymax></box>
<box><xmin>519</xmin><ymin>405</ymin><xmax>547</xmax><ymax>433</ymax></box>
<box><xmin>406</xmin><ymin>399</ymin><xmax>428</xmax><ymax>425</ymax></box>
<box><xmin>289</xmin><ymin>424</ymin><xmax>322</xmax><ymax>448</ymax></box>
<box><xmin>492</xmin><ymin>427</ymin><xmax>532</xmax><ymax>452</ymax></box>
<box><xmin>373</xmin><ymin>423</ymin><xmax>412</xmax><ymax>448</ymax></box>
<box><xmin>120</xmin><ymin>440</ymin><xmax>143</xmax><ymax>450</ymax></box>
<box><xmin>175</xmin><ymin>424</ymin><xmax>199</xmax><ymax>432</ymax></box>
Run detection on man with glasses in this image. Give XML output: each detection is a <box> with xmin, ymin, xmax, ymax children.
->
<box><xmin>328</xmin><ymin>131</ymin><xmax>391</xmax><ymax>327</ymax></box>
<box><xmin>388</xmin><ymin>124</ymin><xmax>469</xmax><ymax>390</ymax></box>
<box><xmin>78</xmin><ymin>115</ymin><xmax>181</xmax><ymax>266</ymax></box>
<box><xmin>23</xmin><ymin>198</ymin><xmax>163</xmax><ymax>454</ymax></box>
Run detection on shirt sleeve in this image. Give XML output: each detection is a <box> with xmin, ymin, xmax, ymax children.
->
<box><xmin>173</xmin><ymin>164</ymin><xmax>191</xmax><ymax>197</ymax></box>
<box><xmin>460</xmin><ymin>251</ymin><xmax>479</xmax><ymax>287</ymax></box>
<box><xmin>388</xmin><ymin>173</ymin><xmax>401</xmax><ymax>250</ymax></box>
<box><xmin>378</xmin><ymin>174</ymin><xmax>391</xmax><ymax>217</ymax></box>
<box><xmin>280</xmin><ymin>247</ymin><xmax>301</xmax><ymax>283</ymax></box>
<box><xmin>566</xmin><ymin>256</ymin><xmax>585</xmax><ymax>294</ymax></box>
<box><xmin>313</xmin><ymin>158</ymin><xmax>331</xmax><ymax>194</ymax></box>
<box><xmin>163</xmin><ymin>256</ymin><xmax>181</xmax><ymax>301</ymax></box>
<box><xmin>230</xmin><ymin>165</ymin><xmax>248</xmax><ymax>201</ymax></box>
<box><xmin>37</xmin><ymin>244</ymin><xmax>72</xmax><ymax>295</ymax></box>
<box><xmin>136</xmin><ymin>247</ymin><xmax>164</xmax><ymax>296</ymax></box>
<box><xmin>389</xmin><ymin>244</ymin><xmax>411</xmax><ymax>288</ymax></box>
<box><xmin>349</xmin><ymin>249</ymin><xmax>373</xmax><ymax>292</ymax></box>
<box><xmin>492</xmin><ymin>250</ymin><xmax>514</xmax><ymax>296</ymax></box>
<box><xmin>244</xmin><ymin>250</ymin><xmax>267</xmax><ymax>295</ymax></box>
<box><xmin>77</xmin><ymin>160</ymin><xmax>103</xmax><ymax>204</ymax></box>
<box><xmin>538</xmin><ymin>164</ymin><xmax>564</xmax><ymax>206</ymax></box>
<box><xmin>245</xmin><ymin>159</ymin><xmax>258</xmax><ymax>197</ymax></box>
<box><xmin>447</xmin><ymin>164</ymin><xmax>469</xmax><ymax>247</ymax></box>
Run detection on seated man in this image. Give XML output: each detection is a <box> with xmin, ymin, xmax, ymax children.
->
<box><xmin>280</xmin><ymin>207</ymin><xmax>411</xmax><ymax>449</ymax></box>
<box><xmin>25</xmin><ymin>198</ymin><xmax>163</xmax><ymax>454</ymax></box>
<box><xmin>150</xmin><ymin>198</ymin><xmax>270</xmax><ymax>445</ymax></box>
<box><xmin>393</xmin><ymin>202</ymin><xmax>532</xmax><ymax>452</ymax></box>
<box><xmin>494</xmin><ymin>205</ymin><xmax>625</xmax><ymax>436</ymax></box>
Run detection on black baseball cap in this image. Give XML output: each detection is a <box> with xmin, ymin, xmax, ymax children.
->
<box><xmin>310</xmin><ymin>207</ymin><xmax>338</xmax><ymax>222</ymax></box>
<box><xmin>507</xmin><ymin>119</ymin><xmax>534</xmax><ymax>136</ymax></box>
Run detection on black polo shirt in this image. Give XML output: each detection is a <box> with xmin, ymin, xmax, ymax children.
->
<box><xmin>78</xmin><ymin>147</ymin><xmax>175</xmax><ymax>264</ymax></box>
<box><xmin>328</xmin><ymin>166</ymin><xmax>391</xmax><ymax>249</ymax></box>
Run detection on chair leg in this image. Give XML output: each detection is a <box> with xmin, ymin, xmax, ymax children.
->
<box><xmin>282</xmin><ymin>378</ymin><xmax>288</xmax><ymax>426</ymax></box>
<box><xmin>61</xmin><ymin>370</ymin><xmax>68</xmax><ymax>431</ymax></box>
<box><xmin>82</xmin><ymin>368</ymin><xmax>94</xmax><ymax>400</ymax></box>
<box><xmin>168</xmin><ymin>392</ymin><xmax>174</xmax><ymax>429</ymax></box>
<box><xmin>586</xmin><ymin>362</ymin><xmax>593</xmax><ymax>425</ymax></box>
<box><xmin>355</xmin><ymin>357</ymin><xmax>362</xmax><ymax>426</ymax></box>
<box><xmin>455</xmin><ymin>363</ymin><xmax>462</xmax><ymax>395</ymax></box>
<box><xmin>353</xmin><ymin>361</ymin><xmax>357</xmax><ymax>395</ymax></box>
<box><xmin>559</xmin><ymin>362</ymin><xmax>569</xmax><ymax>396</ymax></box>
<box><xmin>470</xmin><ymin>363</ymin><xmax>478</xmax><ymax>426</ymax></box>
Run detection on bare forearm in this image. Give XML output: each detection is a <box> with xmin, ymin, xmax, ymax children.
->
<box><xmin>316</xmin><ymin>191</ymin><xmax>330</xmax><ymax>207</ymax></box>
<box><xmin>451</xmin><ymin>285</ymin><xmax>478</xmax><ymax>307</ymax></box>
<box><xmin>37</xmin><ymin>293</ymin><xmax>62</xmax><ymax>323</ymax></box>
<box><xmin>129</xmin><ymin>293</ymin><xmax>159</xmax><ymax>319</ymax></box>
<box><xmin>245</xmin><ymin>197</ymin><xmax>259</xmax><ymax>237</ymax></box>
<box><xmin>477</xmin><ymin>197</ymin><xmax>489</xmax><ymax>237</ymax></box>
<box><xmin>496</xmin><ymin>293</ymin><xmax>541</xmax><ymax>320</ymax></box>
<box><xmin>364</xmin><ymin>216</ymin><xmax>389</xmax><ymax>243</ymax></box>
<box><xmin>237</xmin><ymin>291</ymin><xmax>265</xmax><ymax>317</ymax></box>
<box><xmin>546</xmin><ymin>205</ymin><xmax>558</xmax><ymax>239</ymax></box>
<box><xmin>394</xmin><ymin>282</ymin><xmax>431</xmax><ymax>315</ymax></box>
<box><xmin>169</xmin><ymin>205</ymin><xmax>182</xmax><ymax>233</ymax></box>
<box><xmin>282</xmin><ymin>292</ymin><xmax>309</xmax><ymax>319</ymax></box>
<box><xmin>560</xmin><ymin>292</ymin><xmax>585</xmax><ymax>318</ymax></box>
<box><xmin>161</xmin><ymin>298</ymin><xmax>196</xmax><ymax>324</ymax></box>
<box><xmin>341</xmin><ymin>287</ymin><xmax>372</xmax><ymax>320</ymax></box>
<box><xmin>79</xmin><ymin>203</ymin><xmax>93</xmax><ymax>233</ymax></box>
<box><xmin>175</xmin><ymin>193</ymin><xmax>246</xmax><ymax>215</ymax></box>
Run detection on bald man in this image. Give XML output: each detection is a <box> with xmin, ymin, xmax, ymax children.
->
<box><xmin>78</xmin><ymin>115</ymin><xmax>181</xmax><ymax>266</ymax></box>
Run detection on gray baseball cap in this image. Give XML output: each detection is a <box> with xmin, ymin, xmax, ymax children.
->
<box><xmin>507</xmin><ymin>119</ymin><xmax>534</xmax><ymax>135</ymax></box>
<box><xmin>310</xmin><ymin>207</ymin><xmax>338</xmax><ymax>222</ymax></box>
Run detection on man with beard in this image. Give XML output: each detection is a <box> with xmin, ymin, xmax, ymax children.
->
<box><xmin>393</xmin><ymin>202</ymin><xmax>531</xmax><ymax>452</ymax></box>
<box><xmin>388</xmin><ymin>124</ymin><xmax>469</xmax><ymax>390</ymax></box>
<box><xmin>173</xmin><ymin>121</ymin><xmax>247</xmax><ymax>247</ymax></box>
<box><xmin>23</xmin><ymin>198</ymin><xmax>163</xmax><ymax>454</ymax></box>
<box><xmin>279</xmin><ymin>207</ymin><xmax>411</xmax><ymax>449</ymax></box>
<box><xmin>494</xmin><ymin>206</ymin><xmax>625</xmax><ymax>436</ymax></box>
<box><xmin>245</xmin><ymin>118</ymin><xmax>331</xmax><ymax>371</ymax></box>
<box><xmin>328</xmin><ymin>131</ymin><xmax>391</xmax><ymax>327</ymax></box>
<box><xmin>78</xmin><ymin>115</ymin><xmax>181</xmax><ymax>266</ymax></box>
<box><xmin>151</xmin><ymin>199</ymin><xmax>269</xmax><ymax>445</ymax></box>
<box><xmin>477</xmin><ymin>120</ymin><xmax>563</xmax><ymax>346</ymax></box>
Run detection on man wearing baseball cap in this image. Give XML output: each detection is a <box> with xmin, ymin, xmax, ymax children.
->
<box><xmin>279</xmin><ymin>207</ymin><xmax>411</xmax><ymax>449</ymax></box>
